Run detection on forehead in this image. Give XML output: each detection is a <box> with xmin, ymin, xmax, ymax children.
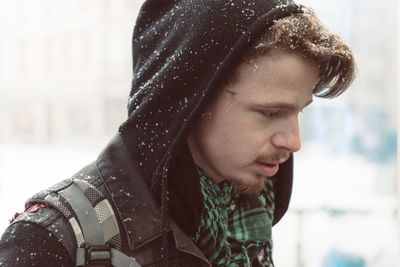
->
<box><xmin>219</xmin><ymin>48</ymin><xmax>319</xmax><ymax>107</ymax></box>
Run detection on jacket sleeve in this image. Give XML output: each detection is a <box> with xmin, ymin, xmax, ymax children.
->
<box><xmin>0</xmin><ymin>216</ymin><xmax>73</xmax><ymax>266</ymax></box>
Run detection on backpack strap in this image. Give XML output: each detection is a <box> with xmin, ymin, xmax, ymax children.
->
<box><xmin>59</xmin><ymin>183</ymin><xmax>104</xmax><ymax>244</ymax></box>
<box><xmin>27</xmin><ymin>178</ymin><xmax>141</xmax><ymax>267</ymax></box>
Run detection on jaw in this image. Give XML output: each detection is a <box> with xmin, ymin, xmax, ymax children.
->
<box><xmin>231</xmin><ymin>177</ymin><xmax>267</xmax><ymax>195</ymax></box>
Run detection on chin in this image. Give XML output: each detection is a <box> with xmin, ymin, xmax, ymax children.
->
<box><xmin>232</xmin><ymin>177</ymin><xmax>267</xmax><ymax>195</ymax></box>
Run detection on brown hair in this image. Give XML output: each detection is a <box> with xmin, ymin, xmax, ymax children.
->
<box><xmin>247</xmin><ymin>8</ymin><xmax>356</xmax><ymax>98</ymax></box>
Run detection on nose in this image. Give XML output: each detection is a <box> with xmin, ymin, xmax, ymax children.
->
<box><xmin>271</xmin><ymin>117</ymin><xmax>301</xmax><ymax>152</ymax></box>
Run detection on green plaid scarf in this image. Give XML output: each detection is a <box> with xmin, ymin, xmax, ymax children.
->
<box><xmin>192</xmin><ymin>170</ymin><xmax>275</xmax><ymax>266</ymax></box>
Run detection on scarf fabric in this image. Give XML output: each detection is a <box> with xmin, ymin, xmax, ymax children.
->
<box><xmin>192</xmin><ymin>171</ymin><xmax>275</xmax><ymax>266</ymax></box>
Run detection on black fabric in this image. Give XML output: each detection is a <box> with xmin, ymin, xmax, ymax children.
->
<box><xmin>0</xmin><ymin>221</ymin><xmax>72</xmax><ymax>267</ymax></box>
<box><xmin>168</xmin><ymin>144</ymin><xmax>204</xmax><ymax>237</ymax></box>
<box><xmin>272</xmin><ymin>154</ymin><xmax>293</xmax><ymax>225</ymax></box>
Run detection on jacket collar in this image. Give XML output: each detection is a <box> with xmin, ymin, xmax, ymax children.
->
<box><xmin>96</xmin><ymin>134</ymin><xmax>209</xmax><ymax>264</ymax></box>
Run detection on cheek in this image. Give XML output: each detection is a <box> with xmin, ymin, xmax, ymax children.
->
<box><xmin>210</xmin><ymin>119</ymin><xmax>266</xmax><ymax>161</ymax></box>
<box><xmin>201</xmin><ymin>103</ymin><xmax>272</xmax><ymax>160</ymax></box>
<box><xmin>197</xmin><ymin>117</ymin><xmax>240</xmax><ymax>159</ymax></box>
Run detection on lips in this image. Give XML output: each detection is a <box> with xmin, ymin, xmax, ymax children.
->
<box><xmin>256</xmin><ymin>161</ymin><xmax>280</xmax><ymax>177</ymax></box>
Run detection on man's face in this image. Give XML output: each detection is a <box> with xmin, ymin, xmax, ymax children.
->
<box><xmin>187</xmin><ymin>48</ymin><xmax>319</xmax><ymax>193</ymax></box>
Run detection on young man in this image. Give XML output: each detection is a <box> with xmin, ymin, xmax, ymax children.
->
<box><xmin>0</xmin><ymin>0</ymin><xmax>355</xmax><ymax>266</ymax></box>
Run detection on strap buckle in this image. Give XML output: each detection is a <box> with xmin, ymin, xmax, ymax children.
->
<box><xmin>84</xmin><ymin>244</ymin><xmax>112</xmax><ymax>267</ymax></box>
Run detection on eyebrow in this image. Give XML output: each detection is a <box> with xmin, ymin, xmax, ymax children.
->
<box><xmin>253</xmin><ymin>99</ymin><xmax>314</xmax><ymax>111</ymax></box>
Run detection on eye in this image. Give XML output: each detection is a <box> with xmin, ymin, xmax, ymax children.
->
<box><xmin>261</xmin><ymin>110</ymin><xmax>281</xmax><ymax>118</ymax></box>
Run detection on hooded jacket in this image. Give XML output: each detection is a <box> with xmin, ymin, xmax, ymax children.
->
<box><xmin>121</xmin><ymin>0</ymin><xmax>302</xmax><ymax>231</ymax></box>
<box><xmin>0</xmin><ymin>0</ymin><xmax>303</xmax><ymax>266</ymax></box>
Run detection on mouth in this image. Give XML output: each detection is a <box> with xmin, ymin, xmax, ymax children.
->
<box><xmin>256</xmin><ymin>161</ymin><xmax>280</xmax><ymax>177</ymax></box>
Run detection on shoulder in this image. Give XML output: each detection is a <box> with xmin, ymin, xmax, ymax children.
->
<box><xmin>0</xmin><ymin>162</ymin><xmax>107</xmax><ymax>267</ymax></box>
<box><xmin>0</xmin><ymin>206</ymin><xmax>73</xmax><ymax>266</ymax></box>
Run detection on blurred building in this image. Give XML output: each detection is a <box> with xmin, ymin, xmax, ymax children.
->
<box><xmin>299</xmin><ymin>0</ymin><xmax>397</xmax><ymax>164</ymax></box>
<box><xmin>0</xmin><ymin>0</ymin><xmax>144</xmax><ymax>145</ymax></box>
<box><xmin>274</xmin><ymin>0</ymin><xmax>399</xmax><ymax>266</ymax></box>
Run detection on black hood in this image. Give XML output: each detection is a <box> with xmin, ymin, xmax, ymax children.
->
<box><xmin>119</xmin><ymin>0</ymin><xmax>303</xmax><ymax>224</ymax></box>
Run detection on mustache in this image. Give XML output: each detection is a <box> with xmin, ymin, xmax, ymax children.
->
<box><xmin>257</xmin><ymin>151</ymin><xmax>291</xmax><ymax>163</ymax></box>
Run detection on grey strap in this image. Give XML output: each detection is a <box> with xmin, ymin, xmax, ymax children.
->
<box><xmin>111</xmin><ymin>248</ymin><xmax>142</xmax><ymax>267</ymax></box>
<box><xmin>60</xmin><ymin>182</ymin><xmax>141</xmax><ymax>267</ymax></box>
<box><xmin>59</xmin><ymin>183</ymin><xmax>104</xmax><ymax>244</ymax></box>
<box><xmin>75</xmin><ymin>247</ymin><xmax>86</xmax><ymax>266</ymax></box>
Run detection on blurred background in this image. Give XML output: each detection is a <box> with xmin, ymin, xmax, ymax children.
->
<box><xmin>0</xmin><ymin>0</ymin><xmax>398</xmax><ymax>266</ymax></box>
